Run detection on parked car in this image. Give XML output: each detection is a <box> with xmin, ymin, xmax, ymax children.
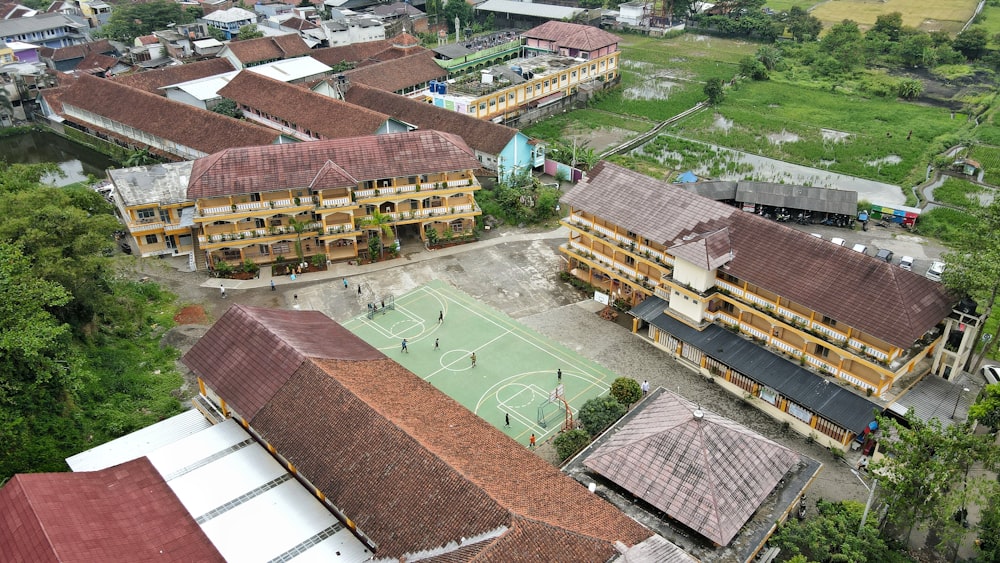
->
<box><xmin>981</xmin><ymin>365</ymin><xmax>1000</xmax><ymax>386</ymax></box>
<box><xmin>899</xmin><ymin>256</ymin><xmax>914</xmax><ymax>271</ymax></box>
<box><xmin>810</xmin><ymin>233</ymin><xmax>822</xmax><ymax>238</ymax></box>
<box><xmin>875</xmin><ymin>248</ymin><xmax>893</xmax><ymax>263</ymax></box>
<box><xmin>830</xmin><ymin>237</ymin><xmax>846</xmax><ymax>246</ymax></box>
<box><xmin>852</xmin><ymin>243</ymin><xmax>868</xmax><ymax>254</ymax></box>
<box><xmin>926</xmin><ymin>261</ymin><xmax>945</xmax><ymax>282</ymax></box>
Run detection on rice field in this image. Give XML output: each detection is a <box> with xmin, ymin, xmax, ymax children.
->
<box><xmin>968</xmin><ymin>144</ymin><xmax>1000</xmax><ymax>185</ymax></box>
<box><xmin>810</xmin><ymin>0</ymin><xmax>977</xmax><ymax>34</ymax></box>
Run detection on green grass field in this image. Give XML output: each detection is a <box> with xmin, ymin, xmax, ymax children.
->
<box><xmin>671</xmin><ymin>80</ymin><xmax>957</xmax><ymax>185</ymax></box>
<box><xmin>968</xmin><ymin>144</ymin><xmax>1000</xmax><ymax>185</ymax></box>
<box><xmin>342</xmin><ymin>280</ymin><xmax>617</xmax><ymax>445</ymax></box>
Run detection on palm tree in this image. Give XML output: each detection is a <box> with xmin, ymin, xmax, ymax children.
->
<box><xmin>361</xmin><ymin>210</ymin><xmax>395</xmax><ymax>259</ymax></box>
<box><xmin>288</xmin><ymin>217</ymin><xmax>310</xmax><ymax>265</ymax></box>
<box><xmin>123</xmin><ymin>147</ymin><xmax>156</xmax><ymax>167</ymax></box>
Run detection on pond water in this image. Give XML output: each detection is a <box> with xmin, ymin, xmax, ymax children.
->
<box><xmin>0</xmin><ymin>130</ymin><xmax>117</xmax><ymax>186</ymax></box>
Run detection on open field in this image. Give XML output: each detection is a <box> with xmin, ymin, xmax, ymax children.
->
<box><xmin>932</xmin><ymin>176</ymin><xmax>989</xmax><ymax>209</ymax></box>
<box><xmin>810</xmin><ymin>0</ymin><xmax>977</xmax><ymax>34</ymax></box>
<box><xmin>764</xmin><ymin>0</ymin><xmax>818</xmax><ymax>12</ymax></box>
<box><xmin>968</xmin><ymin>144</ymin><xmax>1000</xmax><ymax>185</ymax></box>
<box><xmin>670</xmin><ymin>80</ymin><xmax>958</xmax><ymax>185</ymax></box>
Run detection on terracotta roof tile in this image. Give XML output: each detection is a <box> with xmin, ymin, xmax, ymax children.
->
<box><xmin>584</xmin><ymin>392</ymin><xmax>799</xmax><ymax>546</ymax></box>
<box><xmin>112</xmin><ymin>58</ymin><xmax>236</xmax><ymax>93</ymax></box>
<box><xmin>76</xmin><ymin>52</ymin><xmax>118</xmax><ymax>74</ymax></box>
<box><xmin>0</xmin><ymin>458</ymin><xmax>222</xmax><ymax>562</ymax></box>
<box><xmin>217</xmin><ymin>71</ymin><xmax>390</xmax><ymax>139</ymax></box>
<box><xmin>523</xmin><ymin>21</ymin><xmax>620</xmax><ymax>52</ymax></box>
<box><xmin>563</xmin><ymin>162</ymin><xmax>956</xmax><ymax>348</ymax></box>
<box><xmin>57</xmin><ymin>74</ymin><xmax>278</xmax><ymax>156</ymax></box>
<box><xmin>39</xmin><ymin>39</ymin><xmax>114</xmax><ymax>62</ymax></box>
<box><xmin>344</xmin><ymin>50</ymin><xmax>445</xmax><ymax>92</ymax></box>
<box><xmin>186</xmin><ymin>129</ymin><xmax>479</xmax><ymax>199</ymax></box>
<box><xmin>309</xmin><ymin>38</ymin><xmax>393</xmax><ymax>66</ymax></box>
<box><xmin>224</xmin><ymin>34</ymin><xmax>311</xmax><ymax>65</ymax></box>
<box><xmin>343</xmin><ymin>82</ymin><xmax>516</xmax><ymax>155</ymax></box>
<box><xmin>185</xmin><ymin>306</ymin><xmax>653</xmax><ymax>560</ymax></box>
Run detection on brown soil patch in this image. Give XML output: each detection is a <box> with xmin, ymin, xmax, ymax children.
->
<box><xmin>174</xmin><ymin>305</ymin><xmax>209</xmax><ymax>325</ymax></box>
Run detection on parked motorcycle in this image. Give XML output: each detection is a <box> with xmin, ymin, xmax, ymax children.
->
<box><xmin>797</xmin><ymin>496</ymin><xmax>807</xmax><ymax>520</ymax></box>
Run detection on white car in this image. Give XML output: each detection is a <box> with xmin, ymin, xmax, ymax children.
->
<box><xmin>899</xmin><ymin>256</ymin><xmax>914</xmax><ymax>271</ymax></box>
<box><xmin>830</xmin><ymin>237</ymin><xmax>846</xmax><ymax>247</ymax></box>
<box><xmin>852</xmin><ymin>243</ymin><xmax>867</xmax><ymax>254</ymax></box>
<box><xmin>926</xmin><ymin>261</ymin><xmax>945</xmax><ymax>282</ymax></box>
<box><xmin>982</xmin><ymin>365</ymin><xmax>1000</xmax><ymax>386</ymax></box>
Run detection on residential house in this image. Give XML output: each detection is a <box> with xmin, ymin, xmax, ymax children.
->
<box><xmin>3</xmin><ymin>40</ymin><xmax>37</xmax><ymax>63</ymax></box>
<box><xmin>45</xmin><ymin>0</ymin><xmax>80</xmax><ymax>17</ymax></box>
<box><xmin>560</xmin><ymin>162</ymin><xmax>956</xmax><ymax>446</ymax></box>
<box><xmin>254</xmin><ymin>0</ymin><xmax>293</xmax><ymax>18</ymax></box>
<box><xmin>317</xmin><ymin>10</ymin><xmax>385</xmax><ymax>47</ymax></box>
<box><xmin>216</xmin><ymin>70</ymin><xmax>408</xmax><ymax>140</ymax></box>
<box><xmin>152</xmin><ymin>22</ymin><xmax>215</xmax><ymax>59</ymax></box>
<box><xmin>77</xmin><ymin>0</ymin><xmax>110</xmax><ymax>27</ymax></box>
<box><xmin>201</xmin><ymin>6</ymin><xmax>257</xmax><ymax>39</ymax></box>
<box><xmin>108</xmin><ymin>161</ymin><xmax>198</xmax><ymax>264</ymax></box>
<box><xmin>342</xmin><ymin>48</ymin><xmax>445</xmax><ymax>94</ymax></box>
<box><xmin>39</xmin><ymin>38</ymin><xmax>113</xmax><ymax>71</ymax></box>
<box><xmin>424</xmin><ymin>21</ymin><xmax>620</xmax><ymax>122</ymax></box>
<box><xmin>616</xmin><ymin>1</ymin><xmax>648</xmax><ymax>26</ymax></box>
<box><xmin>215</xmin><ymin>32</ymin><xmax>310</xmax><ymax>69</ymax></box>
<box><xmin>0</xmin><ymin>12</ymin><xmax>87</xmax><ymax>49</ymax></box>
<box><xmin>371</xmin><ymin>2</ymin><xmax>428</xmax><ymax>35</ymax></box>
<box><xmin>74</xmin><ymin>50</ymin><xmax>125</xmax><ymax>76</ymax></box>
<box><xmin>1</xmin><ymin>2</ymin><xmax>39</xmax><ymax>19</ymax></box>
<box><xmin>338</xmin><ymin>81</ymin><xmax>544</xmax><ymax>180</ymax></box>
<box><xmin>183</xmin><ymin>304</ymin><xmax>656</xmax><ymax>560</ymax></box>
<box><xmin>47</xmin><ymin>73</ymin><xmax>281</xmax><ymax>160</ymax></box>
<box><xmin>186</xmin><ymin>130</ymin><xmax>482</xmax><ymax>269</ymax></box>
<box><xmin>131</xmin><ymin>34</ymin><xmax>166</xmax><ymax>65</ymax></box>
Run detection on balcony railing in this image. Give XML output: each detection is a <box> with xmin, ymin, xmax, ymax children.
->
<box><xmin>197</xmin><ymin>222</ymin><xmax>323</xmax><ymax>245</ymax></box>
<box><xmin>354</xmin><ymin>179</ymin><xmax>475</xmax><ymax>200</ymax></box>
<box><xmin>318</xmin><ymin>196</ymin><xmax>352</xmax><ymax>209</ymax></box>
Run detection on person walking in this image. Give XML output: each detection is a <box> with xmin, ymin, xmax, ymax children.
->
<box><xmin>343</xmin><ymin>278</ymin><xmax>348</xmax><ymax>289</ymax></box>
<box><xmin>641</xmin><ymin>380</ymin><xmax>650</xmax><ymax>396</ymax></box>
<box><xmin>270</xmin><ymin>279</ymin><xmax>276</xmax><ymax>291</ymax></box>
<box><xmin>434</xmin><ymin>338</ymin><xmax>439</xmax><ymax>350</ymax></box>
<box><xmin>358</xmin><ymin>285</ymin><xmax>362</xmax><ymax>296</ymax></box>
<box><xmin>401</xmin><ymin>339</ymin><xmax>408</xmax><ymax>353</ymax></box>
<box><xmin>529</xmin><ymin>433</ymin><xmax>536</xmax><ymax>449</ymax></box>
<box><xmin>438</xmin><ymin>310</ymin><xmax>444</xmax><ymax>323</ymax></box>
<box><xmin>504</xmin><ymin>413</ymin><xmax>510</xmax><ymax>428</ymax></box>
<box><xmin>219</xmin><ymin>283</ymin><xmax>226</xmax><ymax>299</ymax></box>
<box><xmin>557</xmin><ymin>368</ymin><xmax>562</xmax><ymax>382</ymax></box>
<box><xmin>470</xmin><ymin>352</ymin><xmax>477</xmax><ymax>368</ymax></box>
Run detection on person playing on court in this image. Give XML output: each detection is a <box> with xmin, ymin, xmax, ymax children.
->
<box><xmin>434</xmin><ymin>338</ymin><xmax>439</xmax><ymax>350</ymax></box>
<box><xmin>470</xmin><ymin>352</ymin><xmax>476</xmax><ymax>367</ymax></box>
<box><xmin>401</xmin><ymin>338</ymin><xmax>408</xmax><ymax>353</ymax></box>
<box><xmin>529</xmin><ymin>433</ymin><xmax>536</xmax><ymax>448</ymax></box>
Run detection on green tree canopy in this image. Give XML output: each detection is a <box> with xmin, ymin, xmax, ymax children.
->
<box><xmin>211</xmin><ymin>99</ymin><xmax>243</xmax><ymax>119</ymax></box>
<box><xmin>237</xmin><ymin>24</ymin><xmax>264</xmax><ymax>40</ymax></box>
<box><xmin>970</xmin><ymin>384</ymin><xmax>1000</xmax><ymax>433</ymax></box>
<box><xmin>97</xmin><ymin>0</ymin><xmax>195</xmax><ymax>44</ymax></box>
<box><xmin>553</xmin><ymin>428</ymin><xmax>591</xmax><ymax>461</ymax></box>
<box><xmin>442</xmin><ymin>0</ymin><xmax>475</xmax><ymax>33</ymax></box>
<box><xmin>609</xmin><ymin>377</ymin><xmax>642</xmax><ymax>406</ymax></box>
<box><xmin>704</xmin><ymin>77</ymin><xmax>725</xmax><ymax>105</ymax></box>
<box><xmin>953</xmin><ymin>27</ymin><xmax>989</xmax><ymax>60</ymax></box>
<box><xmin>785</xmin><ymin>6</ymin><xmax>822</xmax><ymax>42</ymax></box>
<box><xmin>578</xmin><ymin>395</ymin><xmax>625</xmax><ymax>436</ymax></box>
<box><xmin>770</xmin><ymin>498</ymin><xmax>910</xmax><ymax>563</ymax></box>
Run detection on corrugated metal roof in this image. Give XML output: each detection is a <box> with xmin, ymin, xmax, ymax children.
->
<box><xmin>109</xmin><ymin>161</ymin><xmax>194</xmax><ymax>207</ymax></box>
<box><xmin>66</xmin><ymin>409</ymin><xmax>211</xmax><ymax>472</ymax></box>
<box><xmin>476</xmin><ymin>0</ymin><xmax>583</xmax><ymax>19</ymax></box>
<box><xmin>632</xmin><ymin>297</ymin><xmax>879</xmax><ymax>434</ymax></box>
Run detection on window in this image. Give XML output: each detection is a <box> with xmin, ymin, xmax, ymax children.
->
<box><xmin>255</xmin><ymin>218</ymin><xmax>265</xmax><ymax>228</ymax></box>
<box><xmin>489</xmin><ymin>99</ymin><xmax>496</xmax><ymax>107</ymax></box>
<box><xmin>449</xmin><ymin>219</ymin><xmax>464</xmax><ymax>232</ymax></box>
<box><xmin>535</xmin><ymin>84</ymin><xmax>541</xmax><ymax>92</ymax></box>
<box><xmin>137</xmin><ymin>208</ymin><xmax>155</xmax><ymax>221</ymax></box>
<box><xmin>560</xmin><ymin>73</ymin><xmax>567</xmax><ymax>83</ymax></box>
<box><xmin>250</xmin><ymin>193</ymin><xmax>261</xmax><ymax>202</ymax></box>
<box><xmin>159</xmin><ymin>209</ymin><xmax>170</xmax><ymax>223</ymax></box>
<box><xmin>508</xmin><ymin>92</ymin><xmax>515</xmax><ymax>101</ymax></box>
<box><xmin>479</xmin><ymin>103</ymin><xmax>486</xmax><ymax>111</ymax></box>
<box><xmin>571</xmin><ymin>70</ymin><xmax>577</xmax><ymax>79</ymax></box>
<box><xmin>624</xmin><ymin>255</ymin><xmax>635</xmax><ymax>266</ymax></box>
<box><xmin>720</xmin><ymin>301</ymin><xmax>735</xmax><ymax>314</ymax></box>
<box><xmin>144</xmin><ymin>234</ymin><xmax>158</xmax><ymax>244</ymax></box>
<box><xmin>822</xmin><ymin>315</ymin><xmax>836</xmax><ymax>327</ymax></box>
<box><xmin>591</xmin><ymin>64</ymin><xmax>596</xmax><ymax>72</ymax></box>
<box><xmin>815</xmin><ymin>344</ymin><xmax>830</xmax><ymax>358</ymax></box>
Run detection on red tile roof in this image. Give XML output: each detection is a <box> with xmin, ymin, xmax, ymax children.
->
<box><xmin>0</xmin><ymin>458</ymin><xmax>223</xmax><ymax>562</ymax></box>
<box><xmin>112</xmin><ymin>58</ymin><xmax>236</xmax><ymax>93</ymax></box>
<box><xmin>584</xmin><ymin>392</ymin><xmax>800</xmax><ymax>546</ymax></box>
<box><xmin>310</xmin><ymin>38</ymin><xmax>394</xmax><ymax>67</ymax></box>
<box><xmin>39</xmin><ymin>39</ymin><xmax>115</xmax><ymax>62</ymax></box>
<box><xmin>186</xmin><ymin>129</ymin><xmax>479</xmax><ymax>199</ymax></box>
<box><xmin>523</xmin><ymin>21</ymin><xmax>620</xmax><ymax>52</ymax></box>
<box><xmin>342</xmin><ymin>82</ymin><xmax>517</xmax><ymax>156</ymax></box>
<box><xmin>57</xmin><ymin>74</ymin><xmax>279</xmax><ymax>157</ymax></box>
<box><xmin>217</xmin><ymin>71</ymin><xmax>390</xmax><ymax>139</ymax></box>
<box><xmin>563</xmin><ymin>162</ymin><xmax>956</xmax><ymax>348</ymax></box>
<box><xmin>185</xmin><ymin>306</ymin><xmax>654</xmax><ymax>561</ymax></box>
<box><xmin>223</xmin><ymin>34</ymin><xmax>311</xmax><ymax>65</ymax></box>
<box><xmin>344</xmin><ymin>50</ymin><xmax>445</xmax><ymax>93</ymax></box>
<box><xmin>75</xmin><ymin>52</ymin><xmax>118</xmax><ymax>74</ymax></box>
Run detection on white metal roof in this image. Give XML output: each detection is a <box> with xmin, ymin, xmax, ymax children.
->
<box><xmin>147</xmin><ymin>419</ymin><xmax>372</xmax><ymax>563</ymax></box>
<box><xmin>65</xmin><ymin>409</ymin><xmax>212</xmax><ymax>471</ymax></box>
<box><xmin>162</xmin><ymin>70</ymin><xmax>238</xmax><ymax>101</ymax></box>
<box><xmin>475</xmin><ymin>0</ymin><xmax>583</xmax><ymax>19</ymax></box>
<box><xmin>247</xmin><ymin>55</ymin><xmax>331</xmax><ymax>81</ymax></box>
<box><xmin>203</xmin><ymin>7</ymin><xmax>257</xmax><ymax>23</ymax></box>
<box><xmin>5</xmin><ymin>41</ymin><xmax>40</xmax><ymax>50</ymax></box>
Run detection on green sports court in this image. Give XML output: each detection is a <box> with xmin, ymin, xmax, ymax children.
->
<box><xmin>342</xmin><ymin>280</ymin><xmax>618</xmax><ymax>445</ymax></box>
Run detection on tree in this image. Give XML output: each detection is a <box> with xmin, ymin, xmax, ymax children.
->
<box><xmin>786</xmin><ymin>6</ymin><xmax>822</xmax><ymax>42</ymax></box>
<box><xmin>236</xmin><ymin>24</ymin><xmax>264</xmax><ymax>41</ymax></box>
<box><xmin>755</xmin><ymin>45</ymin><xmax>782</xmax><ymax>71</ymax></box>
<box><xmin>362</xmin><ymin>209</ymin><xmax>395</xmax><ymax>260</ymax></box>
<box><xmin>739</xmin><ymin>55</ymin><xmax>768</xmax><ymax>80</ymax></box>
<box><xmin>942</xmin><ymin>199</ymin><xmax>1000</xmax><ymax>367</ymax></box>
<box><xmin>976</xmin><ymin>485</ymin><xmax>1000</xmax><ymax>562</ymax></box>
<box><xmin>578</xmin><ymin>395</ymin><xmax>625</xmax><ymax>436</ymax></box>
<box><xmin>211</xmin><ymin>99</ymin><xmax>243</xmax><ymax>119</ymax></box>
<box><xmin>970</xmin><ymin>384</ymin><xmax>1000</xmax><ymax>433</ymax></box>
<box><xmin>704</xmin><ymin>77</ymin><xmax>725</xmax><ymax>105</ymax></box>
<box><xmin>870</xmin><ymin>11</ymin><xmax>903</xmax><ymax>42</ymax></box>
<box><xmin>122</xmin><ymin>147</ymin><xmax>156</xmax><ymax>167</ymax></box>
<box><xmin>770</xmin><ymin>498</ymin><xmax>909</xmax><ymax>562</ymax></box>
<box><xmin>442</xmin><ymin>0</ymin><xmax>474</xmax><ymax>33</ymax></box>
<box><xmin>288</xmin><ymin>217</ymin><xmax>310</xmax><ymax>264</ymax></box>
<box><xmin>96</xmin><ymin>0</ymin><xmax>194</xmax><ymax>44</ymax></box>
<box><xmin>954</xmin><ymin>27</ymin><xmax>989</xmax><ymax>60</ymax></box>
<box><xmin>873</xmin><ymin>414</ymin><xmax>999</xmax><ymax>553</ymax></box>
<box><xmin>553</xmin><ymin>429</ymin><xmax>591</xmax><ymax>461</ymax></box>
<box><xmin>610</xmin><ymin>377</ymin><xmax>642</xmax><ymax>406</ymax></box>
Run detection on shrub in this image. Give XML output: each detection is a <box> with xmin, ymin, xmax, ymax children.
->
<box><xmin>579</xmin><ymin>395</ymin><xmax>626</xmax><ymax>437</ymax></box>
<box><xmin>311</xmin><ymin>253</ymin><xmax>326</xmax><ymax>268</ymax></box>
<box><xmin>610</xmin><ymin>377</ymin><xmax>642</xmax><ymax>406</ymax></box>
<box><xmin>553</xmin><ymin>429</ymin><xmax>591</xmax><ymax>461</ymax></box>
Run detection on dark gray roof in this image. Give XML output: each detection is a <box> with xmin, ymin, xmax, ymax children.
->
<box><xmin>681</xmin><ymin>181</ymin><xmax>857</xmax><ymax>215</ymax></box>
<box><xmin>630</xmin><ymin>296</ymin><xmax>879</xmax><ymax>435</ymax></box>
<box><xmin>431</xmin><ymin>43</ymin><xmax>473</xmax><ymax>59</ymax></box>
